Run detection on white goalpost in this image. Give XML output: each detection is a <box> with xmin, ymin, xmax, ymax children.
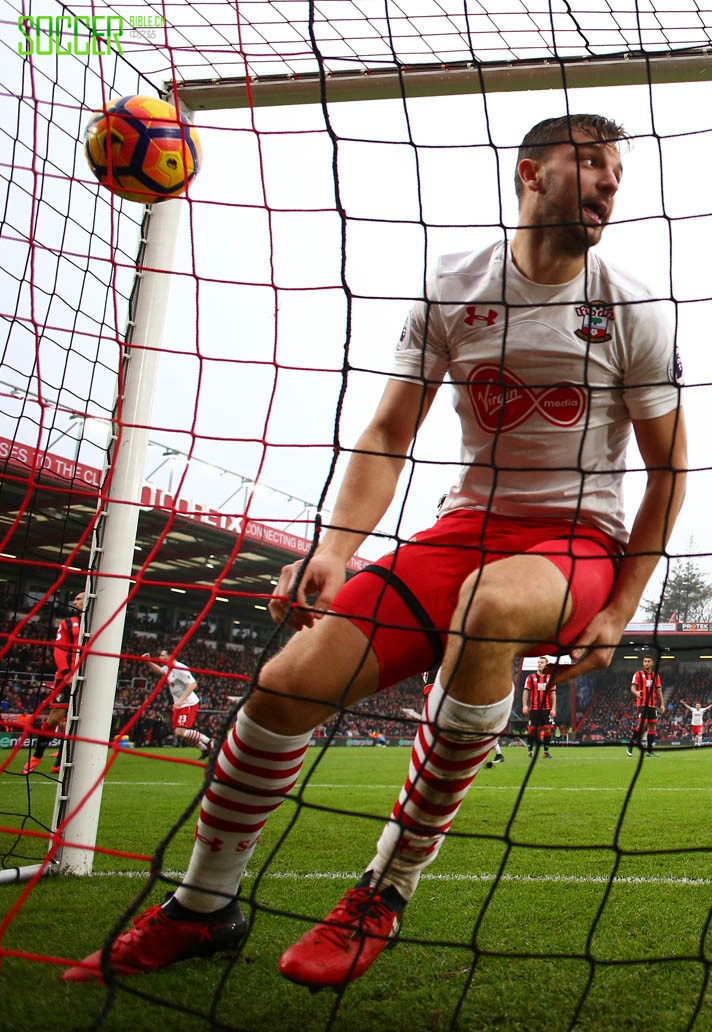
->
<box><xmin>55</xmin><ymin>194</ymin><xmax>184</xmax><ymax>875</ymax></box>
<box><xmin>0</xmin><ymin>170</ymin><xmax>185</xmax><ymax>885</ymax></box>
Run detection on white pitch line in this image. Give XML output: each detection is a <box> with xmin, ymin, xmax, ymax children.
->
<box><xmin>103</xmin><ymin>781</ymin><xmax>189</xmax><ymax>786</ymax></box>
<box><xmin>89</xmin><ymin>870</ymin><xmax>712</xmax><ymax>887</ymax></box>
<box><xmin>255</xmin><ymin>872</ymin><xmax>712</xmax><ymax>888</ymax></box>
<box><xmin>95</xmin><ymin>781</ymin><xmax>712</xmax><ymax>792</ymax></box>
<box><xmin>4</xmin><ymin>781</ymin><xmax>188</xmax><ymax>788</ymax></box>
<box><xmin>24</xmin><ymin>781</ymin><xmax>712</xmax><ymax>793</ymax></box>
<box><xmin>293</xmin><ymin>783</ymin><xmax>712</xmax><ymax>792</ymax></box>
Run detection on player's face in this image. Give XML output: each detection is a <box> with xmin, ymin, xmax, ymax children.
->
<box><xmin>537</xmin><ymin>658</ymin><xmax>548</xmax><ymax>673</ymax></box>
<box><xmin>531</xmin><ymin>130</ymin><xmax>622</xmax><ymax>255</ymax></box>
<box><xmin>642</xmin><ymin>657</ymin><xmax>654</xmax><ymax>671</ymax></box>
<box><xmin>73</xmin><ymin>592</ymin><xmax>85</xmax><ymax>612</ymax></box>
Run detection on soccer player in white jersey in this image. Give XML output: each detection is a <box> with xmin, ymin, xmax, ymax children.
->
<box><xmin>680</xmin><ymin>699</ymin><xmax>711</xmax><ymax>747</ymax></box>
<box><xmin>142</xmin><ymin>650</ymin><xmax>214</xmax><ymax>758</ymax></box>
<box><xmin>64</xmin><ymin>114</ymin><xmax>687</xmax><ymax>989</ymax></box>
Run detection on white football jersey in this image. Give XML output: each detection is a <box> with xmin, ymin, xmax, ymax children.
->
<box><xmin>392</xmin><ymin>241</ymin><xmax>682</xmax><ymax>545</ymax></box>
<box><xmin>160</xmin><ymin>661</ymin><xmax>199</xmax><ymax>707</ymax></box>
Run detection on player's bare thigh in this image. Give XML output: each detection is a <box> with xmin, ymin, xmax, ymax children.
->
<box><xmin>443</xmin><ymin>553</ymin><xmax>573</xmax><ymax>705</ymax></box>
<box><xmin>245</xmin><ymin>613</ymin><xmax>379</xmax><ymax>735</ymax></box>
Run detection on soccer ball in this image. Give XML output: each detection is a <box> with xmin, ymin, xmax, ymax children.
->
<box><xmin>84</xmin><ymin>95</ymin><xmax>201</xmax><ymax>204</ymax></box>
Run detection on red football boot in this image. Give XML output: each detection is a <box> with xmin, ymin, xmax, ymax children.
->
<box><xmin>62</xmin><ymin>898</ymin><xmax>246</xmax><ymax>982</ymax></box>
<box><xmin>279</xmin><ymin>884</ymin><xmax>404</xmax><ymax>990</ymax></box>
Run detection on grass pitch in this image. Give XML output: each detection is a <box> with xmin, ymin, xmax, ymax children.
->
<box><xmin>1</xmin><ymin>742</ymin><xmax>712</xmax><ymax>1031</ymax></box>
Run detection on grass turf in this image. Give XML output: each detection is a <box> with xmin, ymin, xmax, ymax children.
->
<box><xmin>1</xmin><ymin>743</ymin><xmax>711</xmax><ymax>1031</ymax></box>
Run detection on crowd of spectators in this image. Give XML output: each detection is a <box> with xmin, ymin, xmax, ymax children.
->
<box><xmin>574</xmin><ymin>672</ymin><xmax>634</xmax><ymax>742</ymax></box>
<box><xmin>3</xmin><ymin>604</ymin><xmax>712</xmax><ymax>747</ymax></box>
<box><xmin>314</xmin><ymin>676</ymin><xmax>427</xmax><ymax>741</ymax></box>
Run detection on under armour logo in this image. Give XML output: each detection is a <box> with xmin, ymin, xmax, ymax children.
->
<box><xmin>468</xmin><ymin>364</ymin><xmax>586</xmax><ymax>431</ymax></box>
<box><xmin>195</xmin><ymin>831</ymin><xmax>224</xmax><ymax>852</ymax></box>
<box><xmin>465</xmin><ymin>305</ymin><xmax>498</xmax><ymax>327</ymax></box>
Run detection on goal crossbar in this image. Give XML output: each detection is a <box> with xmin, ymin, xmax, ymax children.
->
<box><xmin>174</xmin><ymin>48</ymin><xmax>712</xmax><ymax>111</ymax></box>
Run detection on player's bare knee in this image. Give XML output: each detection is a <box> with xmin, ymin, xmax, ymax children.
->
<box><xmin>245</xmin><ymin>688</ymin><xmax>333</xmax><ymax>735</ymax></box>
<box><xmin>259</xmin><ymin>649</ymin><xmax>314</xmax><ymax>701</ymax></box>
<box><xmin>455</xmin><ymin>574</ymin><xmax>517</xmax><ymax>641</ymax></box>
<box><xmin>244</xmin><ymin>655</ymin><xmax>332</xmax><ymax>734</ymax></box>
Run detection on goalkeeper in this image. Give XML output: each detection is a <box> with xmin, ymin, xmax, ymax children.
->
<box><xmin>64</xmin><ymin>112</ymin><xmax>687</xmax><ymax>988</ymax></box>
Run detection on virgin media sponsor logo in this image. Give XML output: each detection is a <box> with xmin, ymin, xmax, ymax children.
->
<box><xmin>468</xmin><ymin>364</ymin><xmax>586</xmax><ymax>431</ymax></box>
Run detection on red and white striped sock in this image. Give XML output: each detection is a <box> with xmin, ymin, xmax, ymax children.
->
<box><xmin>368</xmin><ymin>676</ymin><xmax>513</xmax><ymax>901</ymax></box>
<box><xmin>179</xmin><ymin>728</ymin><xmax>210</xmax><ymax>750</ymax></box>
<box><xmin>175</xmin><ymin>709</ymin><xmax>312</xmax><ymax>912</ymax></box>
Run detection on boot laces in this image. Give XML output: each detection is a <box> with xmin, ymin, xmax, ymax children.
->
<box><xmin>320</xmin><ymin>887</ymin><xmax>392</xmax><ymax>949</ymax></box>
<box><xmin>121</xmin><ymin>904</ymin><xmax>164</xmax><ymax>944</ymax></box>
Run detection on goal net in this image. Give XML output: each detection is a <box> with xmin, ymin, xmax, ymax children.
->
<box><xmin>1</xmin><ymin>1</ymin><xmax>710</xmax><ymax>1029</ymax></box>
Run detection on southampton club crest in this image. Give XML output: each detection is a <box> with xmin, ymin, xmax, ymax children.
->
<box><xmin>574</xmin><ymin>301</ymin><xmax>614</xmax><ymax>343</ymax></box>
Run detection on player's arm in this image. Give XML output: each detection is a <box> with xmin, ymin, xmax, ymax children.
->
<box><xmin>549</xmin><ymin>686</ymin><xmax>556</xmax><ymax>719</ymax></box>
<box><xmin>142</xmin><ymin>653</ymin><xmax>164</xmax><ymax>676</ymax></box>
<box><xmin>562</xmin><ymin>407</ymin><xmax>687</xmax><ymax>681</ymax></box>
<box><xmin>522</xmin><ymin>682</ymin><xmax>530</xmax><ymax>715</ymax></box>
<box><xmin>269</xmin><ymin>377</ymin><xmax>437</xmax><ymax>629</ymax></box>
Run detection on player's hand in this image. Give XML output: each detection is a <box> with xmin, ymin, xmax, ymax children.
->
<box><xmin>552</xmin><ymin>610</ymin><xmax>626</xmax><ymax>684</ymax></box>
<box><xmin>268</xmin><ymin>553</ymin><xmax>347</xmax><ymax>630</ymax></box>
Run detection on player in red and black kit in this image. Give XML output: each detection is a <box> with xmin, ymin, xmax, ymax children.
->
<box><xmin>22</xmin><ymin>591</ymin><xmax>85</xmax><ymax>775</ymax></box>
<box><xmin>626</xmin><ymin>654</ymin><xmax>664</xmax><ymax>757</ymax></box>
<box><xmin>522</xmin><ymin>656</ymin><xmax>556</xmax><ymax>759</ymax></box>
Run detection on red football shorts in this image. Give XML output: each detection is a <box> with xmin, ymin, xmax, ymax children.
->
<box><xmin>48</xmin><ymin>675</ymin><xmax>71</xmax><ymax>710</ymax></box>
<box><xmin>331</xmin><ymin>509</ymin><xmax>620</xmax><ymax>689</ymax></box>
<box><xmin>172</xmin><ymin>703</ymin><xmax>199</xmax><ymax>730</ymax></box>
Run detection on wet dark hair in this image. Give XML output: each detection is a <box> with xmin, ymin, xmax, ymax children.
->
<box><xmin>514</xmin><ymin>114</ymin><xmax>628</xmax><ymax>201</ymax></box>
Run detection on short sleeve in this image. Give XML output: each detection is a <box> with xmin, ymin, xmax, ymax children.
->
<box><xmin>621</xmin><ymin>299</ymin><xmax>683</xmax><ymax>420</ymax></box>
<box><xmin>390</xmin><ymin>266</ymin><xmax>450</xmax><ymax>385</ymax></box>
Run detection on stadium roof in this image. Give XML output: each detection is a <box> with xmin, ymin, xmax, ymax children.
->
<box><xmin>0</xmin><ymin>435</ymin><xmax>367</xmax><ymax>635</ymax></box>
